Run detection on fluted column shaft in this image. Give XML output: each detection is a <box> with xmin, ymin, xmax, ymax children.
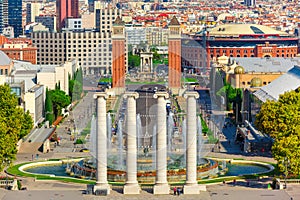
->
<box><xmin>95</xmin><ymin>93</ymin><xmax>108</xmax><ymax>185</ymax></box>
<box><xmin>155</xmin><ymin>92</ymin><xmax>169</xmax><ymax>184</ymax></box>
<box><xmin>125</xmin><ymin>93</ymin><xmax>139</xmax><ymax>184</ymax></box>
<box><xmin>184</xmin><ymin>91</ymin><xmax>199</xmax><ymax>185</ymax></box>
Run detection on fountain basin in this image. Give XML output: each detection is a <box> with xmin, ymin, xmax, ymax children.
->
<box><xmin>19</xmin><ymin>158</ymin><xmax>274</xmax><ymax>184</ymax></box>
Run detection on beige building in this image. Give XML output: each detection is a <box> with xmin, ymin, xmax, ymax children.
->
<box><xmin>0</xmin><ymin>50</ymin><xmax>13</xmax><ymax>75</ymax></box>
<box><xmin>31</xmin><ymin>8</ymin><xmax>122</xmax><ymax>75</ymax></box>
<box><xmin>37</xmin><ymin>59</ymin><xmax>79</xmax><ymax>95</ymax></box>
<box><xmin>145</xmin><ymin>27</ymin><xmax>169</xmax><ymax>46</ymax></box>
<box><xmin>24</xmin><ymin>84</ymin><xmax>44</xmax><ymax>126</ymax></box>
<box><xmin>81</xmin><ymin>13</ymin><xmax>95</xmax><ymax>29</ymax></box>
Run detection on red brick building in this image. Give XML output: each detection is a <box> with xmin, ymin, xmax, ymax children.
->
<box><xmin>182</xmin><ymin>24</ymin><xmax>299</xmax><ymax>73</ymax></box>
<box><xmin>0</xmin><ymin>37</ymin><xmax>37</xmax><ymax>64</ymax></box>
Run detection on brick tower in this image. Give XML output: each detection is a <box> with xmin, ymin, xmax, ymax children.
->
<box><xmin>168</xmin><ymin>16</ymin><xmax>181</xmax><ymax>92</ymax></box>
<box><xmin>112</xmin><ymin>16</ymin><xmax>125</xmax><ymax>92</ymax></box>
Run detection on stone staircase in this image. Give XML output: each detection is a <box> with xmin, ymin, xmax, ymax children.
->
<box><xmin>18</xmin><ymin>142</ymin><xmax>43</xmax><ymax>153</ymax></box>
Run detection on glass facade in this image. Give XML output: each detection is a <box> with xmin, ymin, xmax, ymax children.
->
<box><xmin>8</xmin><ymin>0</ymin><xmax>22</xmax><ymax>37</ymax></box>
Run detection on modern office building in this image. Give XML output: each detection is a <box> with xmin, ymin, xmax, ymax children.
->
<box><xmin>35</xmin><ymin>16</ymin><xmax>56</xmax><ymax>33</ymax></box>
<box><xmin>26</xmin><ymin>3</ymin><xmax>42</xmax><ymax>24</ymax></box>
<box><xmin>0</xmin><ymin>0</ymin><xmax>8</xmax><ymax>34</ymax></box>
<box><xmin>56</xmin><ymin>0</ymin><xmax>79</xmax><ymax>31</ymax></box>
<box><xmin>95</xmin><ymin>8</ymin><xmax>121</xmax><ymax>33</ymax></box>
<box><xmin>31</xmin><ymin>31</ymin><xmax>113</xmax><ymax>75</ymax></box>
<box><xmin>244</xmin><ymin>0</ymin><xmax>255</xmax><ymax>7</ymax></box>
<box><xmin>8</xmin><ymin>0</ymin><xmax>22</xmax><ymax>37</ymax></box>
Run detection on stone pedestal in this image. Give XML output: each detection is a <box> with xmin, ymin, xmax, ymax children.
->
<box><xmin>183</xmin><ymin>184</ymin><xmax>200</xmax><ymax>194</ymax></box>
<box><xmin>153</xmin><ymin>184</ymin><xmax>170</xmax><ymax>195</ymax></box>
<box><xmin>123</xmin><ymin>92</ymin><xmax>140</xmax><ymax>194</ymax></box>
<box><xmin>93</xmin><ymin>93</ymin><xmax>111</xmax><ymax>195</ymax></box>
<box><xmin>153</xmin><ymin>92</ymin><xmax>170</xmax><ymax>195</ymax></box>
<box><xmin>183</xmin><ymin>91</ymin><xmax>200</xmax><ymax>195</ymax></box>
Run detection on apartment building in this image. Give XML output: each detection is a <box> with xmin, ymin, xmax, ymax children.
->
<box><xmin>31</xmin><ymin>31</ymin><xmax>112</xmax><ymax>75</ymax></box>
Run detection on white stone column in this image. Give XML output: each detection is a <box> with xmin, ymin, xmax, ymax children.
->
<box><xmin>93</xmin><ymin>93</ymin><xmax>111</xmax><ymax>194</ymax></box>
<box><xmin>123</xmin><ymin>92</ymin><xmax>140</xmax><ymax>194</ymax></box>
<box><xmin>183</xmin><ymin>91</ymin><xmax>200</xmax><ymax>194</ymax></box>
<box><xmin>153</xmin><ymin>92</ymin><xmax>170</xmax><ymax>194</ymax></box>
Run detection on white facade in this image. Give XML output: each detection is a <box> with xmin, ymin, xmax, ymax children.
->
<box><xmin>65</xmin><ymin>18</ymin><xmax>82</xmax><ymax>30</ymax></box>
<box><xmin>37</xmin><ymin>59</ymin><xmax>78</xmax><ymax>95</ymax></box>
<box><xmin>24</xmin><ymin>85</ymin><xmax>44</xmax><ymax>126</ymax></box>
<box><xmin>125</xmin><ymin>25</ymin><xmax>146</xmax><ymax>45</ymax></box>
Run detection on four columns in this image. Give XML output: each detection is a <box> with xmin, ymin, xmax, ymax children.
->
<box><xmin>153</xmin><ymin>92</ymin><xmax>170</xmax><ymax>194</ymax></box>
<box><xmin>94</xmin><ymin>90</ymin><xmax>202</xmax><ymax>195</ymax></box>
<box><xmin>123</xmin><ymin>92</ymin><xmax>141</xmax><ymax>194</ymax></box>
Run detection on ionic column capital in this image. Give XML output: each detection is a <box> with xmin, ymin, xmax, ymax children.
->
<box><xmin>183</xmin><ymin>91</ymin><xmax>199</xmax><ymax>99</ymax></box>
<box><xmin>93</xmin><ymin>92</ymin><xmax>109</xmax><ymax>99</ymax></box>
<box><xmin>124</xmin><ymin>92</ymin><xmax>139</xmax><ymax>99</ymax></box>
<box><xmin>153</xmin><ymin>91</ymin><xmax>169</xmax><ymax>99</ymax></box>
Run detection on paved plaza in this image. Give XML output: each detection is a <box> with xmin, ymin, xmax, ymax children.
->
<box><xmin>1</xmin><ymin>91</ymin><xmax>299</xmax><ymax>200</ymax></box>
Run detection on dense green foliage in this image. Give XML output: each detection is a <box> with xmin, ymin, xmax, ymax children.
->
<box><xmin>45</xmin><ymin>88</ymin><xmax>54</xmax><ymax>124</ymax></box>
<box><xmin>0</xmin><ymin>84</ymin><xmax>33</xmax><ymax>171</ymax></box>
<box><xmin>216</xmin><ymin>82</ymin><xmax>243</xmax><ymax>123</ymax></box>
<box><xmin>128</xmin><ymin>52</ymin><xmax>140</xmax><ymax>68</ymax></box>
<box><xmin>49</xmin><ymin>89</ymin><xmax>71</xmax><ymax>118</ymax></box>
<box><xmin>255</xmin><ymin>90</ymin><xmax>300</xmax><ymax>176</ymax></box>
<box><xmin>69</xmin><ymin>67</ymin><xmax>83</xmax><ymax>101</ymax></box>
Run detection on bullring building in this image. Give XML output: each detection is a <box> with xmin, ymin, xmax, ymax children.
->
<box><xmin>182</xmin><ymin>24</ymin><xmax>299</xmax><ymax>72</ymax></box>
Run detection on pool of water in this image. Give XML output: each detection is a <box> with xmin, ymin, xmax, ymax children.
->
<box><xmin>25</xmin><ymin>165</ymin><xmax>68</xmax><ymax>177</ymax></box>
<box><xmin>225</xmin><ymin>163</ymin><xmax>269</xmax><ymax>176</ymax></box>
<box><xmin>24</xmin><ymin>162</ymin><xmax>271</xmax><ymax>178</ymax></box>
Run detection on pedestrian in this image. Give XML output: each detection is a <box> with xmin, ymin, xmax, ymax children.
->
<box><xmin>31</xmin><ymin>154</ymin><xmax>34</xmax><ymax>161</ymax></box>
<box><xmin>173</xmin><ymin>186</ymin><xmax>177</xmax><ymax>195</ymax></box>
<box><xmin>177</xmin><ymin>187</ymin><xmax>181</xmax><ymax>195</ymax></box>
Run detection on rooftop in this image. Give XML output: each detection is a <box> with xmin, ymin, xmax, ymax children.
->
<box><xmin>209</xmin><ymin>24</ymin><xmax>289</xmax><ymax>36</ymax></box>
<box><xmin>230</xmin><ymin>57</ymin><xmax>300</xmax><ymax>73</ymax></box>
<box><xmin>254</xmin><ymin>65</ymin><xmax>300</xmax><ymax>102</ymax></box>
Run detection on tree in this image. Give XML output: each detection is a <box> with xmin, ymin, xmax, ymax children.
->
<box><xmin>49</xmin><ymin>89</ymin><xmax>71</xmax><ymax>118</ymax></box>
<box><xmin>255</xmin><ymin>90</ymin><xmax>300</xmax><ymax>176</ymax></box>
<box><xmin>0</xmin><ymin>84</ymin><xmax>33</xmax><ymax>171</ymax></box>
<box><xmin>128</xmin><ymin>52</ymin><xmax>140</xmax><ymax>68</ymax></box>
<box><xmin>45</xmin><ymin>88</ymin><xmax>54</xmax><ymax>125</ymax></box>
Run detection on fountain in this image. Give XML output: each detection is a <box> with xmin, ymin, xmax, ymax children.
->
<box><xmin>197</xmin><ymin>116</ymin><xmax>204</xmax><ymax>164</ymax></box>
<box><xmin>107</xmin><ymin>113</ymin><xmax>112</xmax><ymax>155</ymax></box>
<box><xmin>89</xmin><ymin>115</ymin><xmax>96</xmax><ymax>158</ymax></box>
<box><xmin>136</xmin><ymin>113</ymin><xmax>142</xmax><ymax>153</ymax></box>
<box><xmin>167</xmin><ymin>112</ymin><xmax>174</xmax><ymax>153</ymax></box>
<box><xmin>152</xmin><ymin>125</ymin><xmax>156</xmax><ymax>170</ymax></box>
<box><xmin>117</xmin><ymin>120</ymin><xmax>123</xmax><ymax>170</ymax></box>
<box><xmin>181</xmin><ymin>119</ymin><xmax>186</xmax><ymax>168</ymax></box>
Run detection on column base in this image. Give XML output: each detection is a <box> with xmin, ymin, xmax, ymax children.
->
<box><xmin>93</xmin><ymin>183</ymin><xmax>111</xmax><ymax>195</ymax></box>
<box><xmin>123</xmin><ymin>183</ymin><xmax>140</xmax><ymax>194</ymax></box>
<box><xmin>153</xmin><ymin>183</ymin><xmax>170</xmax><ymax>194</ymax></box>
<box><xmin>183</xmin><ymin>184</ymin><xmax>200</xmax><ymax>194</ymax></box>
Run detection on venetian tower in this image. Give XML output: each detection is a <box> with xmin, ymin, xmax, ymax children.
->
<box><xmin>112</xmin><ymin>16</ymin><xmax>125</xmax><ymax>94</ymax></box>
<box><xmin>168</xmin><ymin>16</ymin><xmax>181</xmax><ymax>94</ymax></box>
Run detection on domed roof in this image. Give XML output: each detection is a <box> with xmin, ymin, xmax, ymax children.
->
<box><xmin>234</xmin><ymin>66</ymin><xmax>245</xmax><ymax>74</ymax></box>
<box><xmin>251</xmin><ymin>77</ymin><xmax>263</xmax><ymax>87</ymax></box>
<box><xmin>0</xmin><ymin>51</ymin><xmax>11</xmax><ymax>66</ymax></box>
